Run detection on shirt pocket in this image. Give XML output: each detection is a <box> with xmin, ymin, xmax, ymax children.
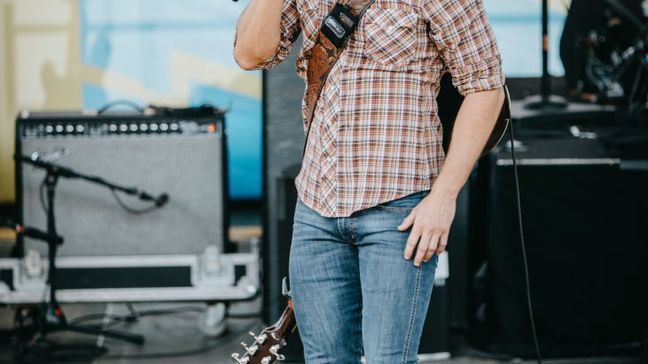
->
<box><xmin>362</xmin><ymin>8</ymin><xmax>418</xmax><ymax>66</ymax></box>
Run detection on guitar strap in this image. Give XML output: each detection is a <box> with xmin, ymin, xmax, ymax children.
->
<box><xmin>302</xmin><ymin>0</ymin><xmax>376</xmax><ymax>152</ymax></box>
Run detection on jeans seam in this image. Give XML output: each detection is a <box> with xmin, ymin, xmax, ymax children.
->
<box><xmin>336</xmin><ymin>218</ymin><xmax>348</xmax><ymax>242</ymax></box>
<box><xmin>401</xmin><ymin>267</ymin><xmax>422</xmax><ymax>364</ymax></box>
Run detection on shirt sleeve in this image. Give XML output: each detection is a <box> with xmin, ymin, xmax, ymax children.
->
<box><xmin>233</xmin><ymin>0</ymin><xmax>301</xmax><ymax>70</ymax></box>
<box><xmin>422</xmin><ymin>0</ymin><xmax>505</xmax><ymax>96</ymax></box>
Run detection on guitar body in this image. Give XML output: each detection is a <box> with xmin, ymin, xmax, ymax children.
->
<box><xmin>436</xmin><ymin>73</ymin><xmax>511</xmax><ymax>156</ymax></box>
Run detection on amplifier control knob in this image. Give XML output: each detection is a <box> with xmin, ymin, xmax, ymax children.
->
<box><xmin>160</xmin><ymin>123</ymin><xmax>169</xmax><ymax>132</ymax></box>
<box><xmin>45</xmin><ymin>125</ymin><xmax>54</xmax><ymax>134</ymax></box>
<box><xmin>76</xmin><ymin>125</ymin><xmax>85</xmax><ymax>133</ymax></box>
<box><xmin>109</xmin><ymin>124</ymin><xmax>118</xmax><ymax>132</ymax></box>
<box><xmin>170</xmin><ymin>123</ymin><xmax>179</xmax><ymax>131</ymax></box>
<box><xmin>119</xmin><ymin>124</ymin><xmax>128</xmax><ymax>132</ymax></box>
<box><xmin>140</xmin><ymin>123</ymin><xmax>148</xmax><ymax>132</ymax></box>
<box><xmin>66</xmin><ymin>125</ymin><xmax>74</xmax><ymax>133</ymax></box>
<box><xmin>55</xmin><ymin>125</ymin><xmax>64</xmax><ymax>133</ymax></box>
<box><xmin>129</xmin><ymin>123</ymin><xmax>138</xmax><ymax>132</ymax></box>
<box><xmin>150</xmin><ymin>123</ymin><xmax>159</xmax><ymax>132</ymax></box>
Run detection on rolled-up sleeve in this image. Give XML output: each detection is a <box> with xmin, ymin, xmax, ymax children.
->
<box><xmin>423</xmin><ymin>0</ymin><xmax>505</xmax><ymax>96</ymax></box>
<box><xmin>233</xmin><ymin>0</ymin><xmax>301</xmax><ymax>70</ymax></box>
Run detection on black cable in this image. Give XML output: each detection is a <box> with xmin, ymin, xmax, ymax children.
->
<box><xmin>508</xmin><ymin>119</ymin><xmax>543</xmax><ymax>364</ymax></box>
<box><xmin>110</xmin><ymin>189</ymin><xmax>159</xmax><ymax>215</ymax></box>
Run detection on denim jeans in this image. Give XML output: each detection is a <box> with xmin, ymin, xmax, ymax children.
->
<box><xmin>289</xmin><ymin>190</ymin><xmax>439</xmax><ymax>364</ymax></box>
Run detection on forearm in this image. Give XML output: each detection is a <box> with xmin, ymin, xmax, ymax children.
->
<box><xmin>431</xmin><ymin>87</ymin><xmax>505</xmax><ymax>198</ymax></box>
<box><xmin>234</xmin><ymin>0</ymin><xmax>284</xmax><ymax>69</ymax></box>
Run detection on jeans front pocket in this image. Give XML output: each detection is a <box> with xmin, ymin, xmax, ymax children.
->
<box><xmin>375</xmin><ymin>190</ymin><xmax>429</xmax><ymax>212</ymax></box>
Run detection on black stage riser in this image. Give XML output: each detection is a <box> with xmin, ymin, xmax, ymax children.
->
<box><xmin>486</xmin><ymin>126</ymin><xmax>648</xmax><ymax>357</ymax></box>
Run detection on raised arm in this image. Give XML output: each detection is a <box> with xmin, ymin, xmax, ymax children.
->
<box><xmin>233</xmin><ymin>0</ymin><xmax>301</xmax><ymax>70</ymax></box>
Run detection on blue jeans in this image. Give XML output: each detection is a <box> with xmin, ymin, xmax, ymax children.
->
<box><xmin>289</xmin><ymin>190</ymin><xmax>439</xmax><ymax>364</ymax></box>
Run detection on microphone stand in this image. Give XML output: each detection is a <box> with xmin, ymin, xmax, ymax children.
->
<box><xmin>17</xmin><ymin>155</ymin><xmax>166</xmax><ymax>205</ymax></box>
<box><xmin>13</xmin><ymin>155</ymin><xmax>161</xmax><ymax>355</ymax></box>
<box><xmin>525</xmin><ymin>0</ymin><xmax>568</xmax><ymax>110</ymax></box>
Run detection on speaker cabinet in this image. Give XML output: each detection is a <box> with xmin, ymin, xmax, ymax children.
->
<box><xmin>14</xmin><ymin>110</ymin><xmax>230</xmax><ymax>291</ymax></box>
<box><xmin>486</xmin><ymin>127</ymin><xmax>648</xmax><ymax>357</ymax></box>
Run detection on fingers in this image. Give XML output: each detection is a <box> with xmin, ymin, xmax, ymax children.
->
<box><xmin>436</xmin><ymin>233</ymin><xmax>448</xmax><ymax>255</ymax></box>
<box><xmin>403</xmin><ymin>225</ymin><xmax>420</xmax><ymax>261</ymax></box>
<box><xmin>423</xmin><ymin>233</ymin><xmax>440</xmax><ymax>263</ymax></box>
<box><xmin>406</xmin><ymin>228</ymin><xmax>447</xmax><ymax>267</ymax></box>
<box><xmin>413</xmin><ymin>231</ymin><xmax>431</xmax><ymax>267</ymax></box>
<box><xmin>398</xmin><ymin>210</ymin><xmax>415</xmax><ymax>231</ymax></box>
<box><xmin>400</xmin><ymin>207</ymin><xmax>450</xmax><ymax>266</ymax></box>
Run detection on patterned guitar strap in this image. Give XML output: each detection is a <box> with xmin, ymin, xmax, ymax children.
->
<box><xmin>303</xmin><ymin>0</ymin><xmax>376</xmax><ymax>145</ymax></box>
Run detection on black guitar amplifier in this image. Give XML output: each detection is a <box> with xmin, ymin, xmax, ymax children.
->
<box><xmin>11</xmin><ymin>108</ymin><xmax>233</xmax><ymax>293</ymax></box>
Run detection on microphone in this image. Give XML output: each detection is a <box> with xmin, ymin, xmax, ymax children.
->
<box><xmin>155</xmin><ymin>193</ymin><xmax>169</xmax><ymax>207</ymax></box>
<box><xmin>134</xmin><ymin>190</ymin><xmax>169</xmax><ymax>207</ymax></box>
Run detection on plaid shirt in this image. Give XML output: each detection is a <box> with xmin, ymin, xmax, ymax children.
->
<box><xmin>235</xmin><ymin>0</ymin><xmax>505</xmax><ymax>217</ymax></box>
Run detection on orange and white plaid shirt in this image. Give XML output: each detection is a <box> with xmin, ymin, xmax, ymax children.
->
<box><xmin>235</xmin><ymin>0</ymin><xmax>505</xmax><ymax>217</ymax></box>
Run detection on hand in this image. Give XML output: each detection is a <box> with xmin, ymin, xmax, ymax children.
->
<box><xmin>397</xmin><ymin>190</ymin><xmax>456</xmax><ymax>267</ymax></box>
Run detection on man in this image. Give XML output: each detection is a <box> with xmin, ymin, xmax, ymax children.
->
<box><xmin>234</xmin><ymin>0</ymin><xmax>505</xmax><ymax>362</ymax></box>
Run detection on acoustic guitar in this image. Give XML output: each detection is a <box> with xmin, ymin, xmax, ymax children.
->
<box><xmin>231</xmin><ymin>302</ymin><xmax>296</xmax><ymax>364</ymax></box>
<box><xmin>436</xmin><ymin>73</ymin><xmax>512</xmax><ymax>156</ymax></box>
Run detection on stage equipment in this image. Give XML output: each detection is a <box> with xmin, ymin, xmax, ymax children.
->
<box><xmin>485</xmin><ymin>117</ymin><xmax>648</xmax><ymax>357</ymax></box>
<box><xmin>16</xmin><ymin>109</ymin><xmax>228</xmax><ymax>258</ymax></box>
<box><xmin>525</xmin><ymin>0</ymin><xmax>568</xmax><ymax>110</ymax></box>
<box><xmin>1</xmin><ymin>107</ymin><xmax>260</xmax><ymax>305</ymax></box>
<box><xmin>560</xmin><ymin>0</ymin><xmax>648</xmax><ymax>111</ymax></box>
<box><xmin>12</xmin><ymin>155</ymin><xmax>147</xmax><ymax>348</ymax></box>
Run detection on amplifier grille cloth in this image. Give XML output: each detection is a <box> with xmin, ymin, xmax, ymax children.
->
<box><xmin>20</xmin><ymin>134</ymin><xmax>224</xmax><ymax>256</ymax></box>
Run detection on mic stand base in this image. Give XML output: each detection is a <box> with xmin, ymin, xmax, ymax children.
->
<box><xmin>524</xmin><ymin>94</ymin><xmax>568</xmax><ymax>111</ymax></box>
<box><xmin>13</xmin><ymin>304</ymin><xmax>144</xmax><ymax>361</ymax></box>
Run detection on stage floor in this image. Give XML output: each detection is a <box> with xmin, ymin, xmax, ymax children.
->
<box><xmin>0</xmin><ymin>301</ymin><xmax>641</xmax><ymax>364</ymax></box>
<box><xmin>0</xmin><ymin>208</ymin><xmax>642</xmax><ymax>363</ymax></box>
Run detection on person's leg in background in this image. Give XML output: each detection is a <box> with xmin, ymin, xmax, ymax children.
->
<box><xmin>355</xmin><ymin>191</ymin><xmax>439</xmax><ymax>364</ymax></box>
<box><xmin>288</xmin><ymin>198</ymin><xmax>363</xmax><ymax>364</ymax></box>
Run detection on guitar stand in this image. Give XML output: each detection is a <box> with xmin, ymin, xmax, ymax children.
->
<box><xmin>13</xmin><ymin>159</ymin><xmax>145</xmax><ymax>360</ymax></box>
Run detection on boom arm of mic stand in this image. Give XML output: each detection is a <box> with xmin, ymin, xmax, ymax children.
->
<box><xmin>15</xmin><ymin>155</ymin><xmax>165</xmax><ymax>204</ymax></box>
